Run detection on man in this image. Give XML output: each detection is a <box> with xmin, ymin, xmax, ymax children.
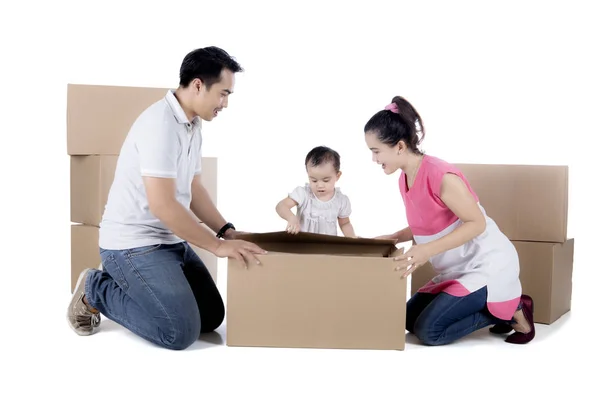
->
<box><xmin>67</xmin><ymin>46</ymin><xmax>266</xmax><ymax>350</ymax></box>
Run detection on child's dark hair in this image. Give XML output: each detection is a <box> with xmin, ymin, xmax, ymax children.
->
<box><xmin>179</xmin><ymin>46</ymin><xmax>243</xmax><ymax>90</ymax></box>
<box><xmin>364</xmin><ymin>96</ymin><xmax>426</xmax><ymax>155</ymax></box>
<box><xmin>305</xmin><ymin>146</ymin><xmax>341</xmax><ymax>173</ymax></box>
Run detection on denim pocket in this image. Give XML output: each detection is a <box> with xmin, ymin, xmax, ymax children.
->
<box><xmin>100</xmin><ymin>252</ymin><xmax>129</xmax><ymax>292</ymax></box>
<box><xmin>126</xmin><ymin>244</ymin><xmax>163</xmax><ymax>258</ymax></box>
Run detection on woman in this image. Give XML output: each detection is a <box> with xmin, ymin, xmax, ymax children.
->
<box><xmin>365</xmin><ymin>96</ymin><xmax>535</xmax><ymax>345</ymax></box>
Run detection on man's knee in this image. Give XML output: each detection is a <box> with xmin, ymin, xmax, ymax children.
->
<box><xmin>159</xmin><ymin>313</ymin><xmax>201</xmax><ymax>350</ymax></box>
<box><xmin>199</xmin><ymin>300</ymin><xmax>225</xmax><ymax>334</ymax></box>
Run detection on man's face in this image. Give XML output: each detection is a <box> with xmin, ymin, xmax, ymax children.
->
<box><xmin>193</xmin><ymin>68</ymin><xmax>235</xmax><ymax>121</ymax></box>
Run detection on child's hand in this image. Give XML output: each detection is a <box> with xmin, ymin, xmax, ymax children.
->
<box><xmin>286</xmin><ymin>216</ymin><xmax>301</xmax><ymax>234</ymax></box>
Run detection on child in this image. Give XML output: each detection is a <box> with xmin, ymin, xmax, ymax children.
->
<box><xmin>276</xmin><ymin>146</ymin><xmax>356</xmax><ymax>237</ymax></box>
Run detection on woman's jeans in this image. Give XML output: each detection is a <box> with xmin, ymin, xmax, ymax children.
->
<box><xmin>406</xmin><ymin>286</ymin><xmax>509</xmax><ymax>346</ymax></box>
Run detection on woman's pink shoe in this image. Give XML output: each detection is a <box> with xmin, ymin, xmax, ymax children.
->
<box><xmin>505</xmin><ymin>295</ymin><xmax>535</xmax><ymax>345</ymax></box>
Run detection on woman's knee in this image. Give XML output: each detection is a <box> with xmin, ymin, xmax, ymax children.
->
<box><xmin>413</xmin><ymin>318</ymin><xmax>444</xmax><ymax>346</ymax></box>
<box><xmin>405</xmin><ymin>293</ymin><xmax>435</xmax><ymax>334</ymax></box>
<box><xmin>405</xmin><ymin>313</ymin><xmax>417</xmax><ymax>334</ymax></box>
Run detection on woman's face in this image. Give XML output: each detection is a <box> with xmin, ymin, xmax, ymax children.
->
<box><xmin>365</xmin><ymin>131</ymin><xmax>404</xmax><ymax>175</ymax></box>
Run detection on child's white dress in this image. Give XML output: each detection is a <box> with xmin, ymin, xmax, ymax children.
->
<box><xmin>289</xmin><ymin>184</ymin><xmax>352</xmax><ymax>236</ymax></box>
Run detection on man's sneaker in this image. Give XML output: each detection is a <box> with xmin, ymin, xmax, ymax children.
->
<box><xmin>90</xmin><ymin>264</ymin><xmax>102</xmax><ymax>328</ymax></box>
<box><xmin>91</xmin><ymin>312</ymin><xmax>101</xmax><ymax>328</ymax></box>
<box><xmin>67</xmin><ymin>268</ymin><xmax>101</xmax><ymax>336</ymax></box>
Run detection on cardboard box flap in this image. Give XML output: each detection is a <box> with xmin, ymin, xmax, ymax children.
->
<box><xmin>238</xmin><ymin>231</ymin><xmax>396</xmax><ymax>245</ymax></box>
<box><xmin>237</xmin><ymin>231</ymin><xmax>398</xmax><ymax>257</ymax></box>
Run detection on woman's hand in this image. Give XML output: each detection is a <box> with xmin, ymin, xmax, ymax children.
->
<box><xmin>393</xmin><ymin>244</ymin><xmax>433</xmax><ymax>278</ymax></box>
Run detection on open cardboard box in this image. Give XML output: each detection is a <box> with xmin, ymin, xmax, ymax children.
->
<box><xmin>226</xmin><ymin>231</ymin><xmax>407</xmax><ymax>350</ymax></box>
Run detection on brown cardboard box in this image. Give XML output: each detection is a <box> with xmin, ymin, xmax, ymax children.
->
<box><xmin>70</xmin><ymin>156</ymin><xmax>218</xmax><ymax>226</ymax></box>
<box><xmin>71</xmin><ymin>224</ymin><xmax>218</xmax><ymax>292</ymax></box>
<box><xmin>226</xmin><ymin>232</ymin><xmax>407</xmax><ymax>350</ymax></box>
<box><xmin>71</xmin><ymin>224</ymin><xmax>100</xmax><ymax>292</ymax></box>
<box><xmin>198</xmin><ymin>157</ymin><xmax>218</xmax><ymax>208</ymax></box>
<box><xmin>67</xmin><ymin>84</ymin><xmax>169</xmax><ymax>155</ymax></box>
<box><xmin>70</xmin><ymin>155</ymin><xmax>117</xmax><ymax>226</ymax></box>
<box><xmin>409</xmin><ymin>261</ymin><xmax>435</xmax><ymax>298</ymax></box>
<box><xmin>409</xmin><ymin>240</ymin><xmax>574</xmax><ymax>324</ymax></box>
<box><xmin>454</xmin><ymin>163</ymin><xmax>568</xmax><ymax>242</ymax></box>
<box><xmin>512</xmin><ymin>239</ymin><xmax>574</xmax><ymax>324</ymax></box>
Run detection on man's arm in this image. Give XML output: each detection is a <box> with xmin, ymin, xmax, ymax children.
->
<box><xmin>144</xmin><ymin>176</ymin><xmax>222</xmax><ymax>253</ymax></box>
<box><xmin>135</xmin><ymin>120</ymin><xmax>224</xmax><ymax>250</ymax></box>
<box><xmin>190</xmin><ymin>175</ymin><xmax>231</xmax><ymax>236</ymax></box>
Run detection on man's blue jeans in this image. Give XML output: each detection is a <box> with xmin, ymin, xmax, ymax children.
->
<box><xmin>406</xmin><ymin>286</ymin><xmax>509</xmax><ymax>346</ymax></box>
<box><xmin>85</xmin><ymin>242</ymin><xmax>224</xmax><ymax>350</ymax></box>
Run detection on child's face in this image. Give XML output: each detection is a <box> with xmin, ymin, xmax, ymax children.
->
<box><xmin>306</xmin><ymin>162</ymin><xmax>341</xmax><ymax>199</ymax></box>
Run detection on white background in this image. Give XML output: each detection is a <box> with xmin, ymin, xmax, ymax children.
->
<box><xmin>1</xmin><ymin>0</ymin><xmax>597</xmax><ymax>399</ymax></box>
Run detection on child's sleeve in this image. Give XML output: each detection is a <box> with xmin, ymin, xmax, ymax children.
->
<box><xmin>288</xmin><ymin>186</ymin><xmax>306</xmax><ymax>208</ymax></box>
<box><xmin>338</xmin><ymin>194</ymin><xmax>352</xmax><ymax>218</ymax></box>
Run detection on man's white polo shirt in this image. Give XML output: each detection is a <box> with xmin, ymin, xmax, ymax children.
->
<box><xmin>99</xmin><ymin>90</ymin><xmax>203</xmax><ymax>250</ymax></box>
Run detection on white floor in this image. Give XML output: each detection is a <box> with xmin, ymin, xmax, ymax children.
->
<box><xmin>4</xmin><ymin>265</ymin><xmax>592</xmax><ymax>400</ymax></box>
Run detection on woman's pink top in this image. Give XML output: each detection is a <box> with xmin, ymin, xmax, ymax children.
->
<box><xmin>400</xmin><ymin>155</ymin><xmax>521</xmax><ymax>320</ymax></box>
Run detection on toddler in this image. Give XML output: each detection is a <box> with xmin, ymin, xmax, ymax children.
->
<box><xmin>276</xmin><ymin>146</ymin><xmax>356</xmax><ymax>237</ymax></box>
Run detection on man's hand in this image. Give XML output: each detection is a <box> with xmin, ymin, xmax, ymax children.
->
<box><xmin>214</xmin><ymin>239</ymin><xmax>267</xmax><ymax>268</ymax></box>
<box><xmin>223</xmin><ymin>229</ymin><xmax>248</xmax><ymax>240</ymax></box>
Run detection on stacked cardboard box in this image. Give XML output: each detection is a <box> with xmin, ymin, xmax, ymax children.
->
<box><xmin>410</xmin><ymin>163</ymin><xmax>574</xmax><ymax>324</ymax></box>
<box><xmin>67</xmin><ymin>84</ymin><xmax>219</xmax><ymax>292</ymax></box>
